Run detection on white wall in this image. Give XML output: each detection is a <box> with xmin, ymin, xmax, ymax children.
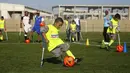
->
<box><xmin>0</xmin><ymin>3</ymin><xmax>24</xmax><ymax>19</ymax></box>
<box><xmin>0</xmin><ymin>3</ymin><xmax>24</xmax><ymax>11</ymax></box>
<box><xmin>1</xmin><ymin>10</ymin><xmax>10</xmax><ymax>19</ymax></box>
<box><xmin>0</xmin><ymin>3</ymin><xmax>52</xmax><ymax>19</ymax></box>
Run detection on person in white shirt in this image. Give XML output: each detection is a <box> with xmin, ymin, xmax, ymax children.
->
<box><xmin>20</xmin><ymin>11</ymin><xmax>32</xmax><ymax>41</ymax></box>
<box><xmin>74</xmin><ymin>16</ymin><xmax>81</xmax><ymax>41</ymax></box>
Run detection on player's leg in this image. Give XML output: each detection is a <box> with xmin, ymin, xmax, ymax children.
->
<box><xmin>27</xmin><ymin>25</ymin><xmax>32</xmax><ymax>40</ymax></box>
<box><xmin>24</xmin><ymin>26</ymin><xmax>29</xmax><ymax>41</ymax></box>
<box><xmin>76</xmin><ymin>26</ymin><xmax>80</xmax><ymax>41</ymax></box>
<box><xmin>29</xmin><ymin>26</ymin><xmax>35</xmax><ymax>42</ymax></box>
<box><xmin>74</xmin><ymin>31</ymin><xmax>77</xmax><ymax>42</ymax></box>
<box><xmin>51</xmin><ymin>44</ymin><xmax>74</xmax><ymax>63</ymax></box>
<box><xmin>106</xmin><ymin>33</ymin><xmax>116</xmax><ymax>51</ymax></box>
<box><xmin>36</xmin><ymin>28</ymin><xmax>41</xmax><ymax>43</ymax></box>
<box><xmin>103</xmin><ymin>27</ymin><xmax>109</xmax><ymax>45</ymax></box>
<box><xmin>0</xmin><ymin>29</ymin><xmax>3</xmax><ymax>41</ymax></box>
<box><xmin>60</xmin><ymin>43</ymin><xmax>82</xmax><ymax>63</ymax></box>
<box><xmin>51</xmin><ymin>47</ymin><xmax>63</xmax><ymax>63</ymax></box>
<box><xmin>77</xmin><ymin>32</ymin><xmax>80</xmax><ymax>41</ymax></box>
<box><xmin>0</xmin><ymin>29</ymin><xmax>4</xmax><ymax>41</ymax></box>
<box><xmin>72</xmin><ymin>32</ymin><xmax>75</xmax><ymax>42</ymax></box>
<box><xmin>24</xmin><ymin>32</ymin><xmax>28</xmax><ymax>40</ymax></box>
<box><xmin>103</xmin><ymin>27</ymin><xmax>106</xmax><ymax>43</ymax></box>
<box><xmin>108</xmin><ymin>34</ymin><xmax>116</xmax><ymax>46</ymax></box>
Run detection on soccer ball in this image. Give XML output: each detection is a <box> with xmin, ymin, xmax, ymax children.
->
<box><xmin>64</xmin><ymin>56</ymin><xmax>75</xmax><ymax>67</ymax></box>
<box><xmin>116</xmin><ymin>45</ymin><xmax>123</xmax><ymax>52</ymax></box>
<box><xmin>25</xmin><ymin>39</ymin><xmax>30</xmax><ymax>43</ymax></box>
<box><xmin>40</xmin><ymin>22</ymin><xmax>45</xmax><ymax>27</ymax></box>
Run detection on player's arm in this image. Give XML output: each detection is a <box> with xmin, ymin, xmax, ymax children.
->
<box><xmin>41</xmin><ymin>26</ymin><xmax>49</xmax><ymax>43</ymax></box>
<box><xmin>20</xmin><ymin>16</ymin><xmax>23</xmax><ymax>28</ymax></box>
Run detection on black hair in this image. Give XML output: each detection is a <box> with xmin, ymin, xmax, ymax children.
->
<box><xmin>25</xmin><ymin>11</ymin><xmax>28</xmax><ymax>13</ymax></box>
<box><xmin>54</xmin><ymin>17</ymin><xmax>64</xmax><ymax>23</ymax></box>
<box><xmin>114</xmin><ymin>13</ymin><xmax>121</xmax><ymax>20</ymax></box>
<box><xmin>1</xmin><ymin>16</ymin><xmax>4</xmax><ymax>19</ymax></box>
<box><xmin>72</xmin><ymin>20</ymin><xmax>75</xmax><ymax>23</ymax></box>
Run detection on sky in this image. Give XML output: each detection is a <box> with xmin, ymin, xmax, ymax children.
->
<box><xmin>0</xmin><ymin>0</ymin><xmax>130</xmax><ymax>12</ymax></box>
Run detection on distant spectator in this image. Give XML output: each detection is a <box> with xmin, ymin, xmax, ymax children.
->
<box><xmin>0</xmin><ymin>16</ymin><xmax>6</xmax><ymax>41</ymax></box>
<box><xmin>74</xmin><ymin>15</ymin><xmax>81</xmax><ymax>41</ymax></box>
<box><xmin>70</xmin><ymin>20</ymin><xmax>77</xmax><ymax>42</ymax></box>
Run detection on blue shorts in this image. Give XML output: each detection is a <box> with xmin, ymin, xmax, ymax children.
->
<box><xmin>32</xmin><ymin>26</ymin><xmax>40</xmax><ymax>34</ymax></box>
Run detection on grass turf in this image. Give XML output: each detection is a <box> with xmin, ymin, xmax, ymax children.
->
<box><xmin>0</xmin><ymin>32</ymin><xmax>130</xmax><ymax>73</ymax></box>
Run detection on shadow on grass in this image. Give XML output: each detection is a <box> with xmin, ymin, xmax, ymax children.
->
<box><xmin>44</xmin><ymin>57</ymin><xmax>83</xmax><ymax>65</ymax></box>
<box><xmin>44</xmin><ymin>57</ymin><xmax>62</xmax><ymax>64</ymax></box>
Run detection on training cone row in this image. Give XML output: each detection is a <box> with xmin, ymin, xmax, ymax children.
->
<box><xmin>117</xmin><ymin>42</ymin><xmax>127</xmax><ymax>53</ymax></box>
<box><xmin>86</xmin><ymin>38</ymin><xmax>89</xmax><ymax>46</ymax></box>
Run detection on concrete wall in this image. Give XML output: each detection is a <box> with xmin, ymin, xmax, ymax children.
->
<box><xmin>60</xmin><ymin>19</ymin><xmax>130</xmax><ymax>32</ymax></box>
<box><xmin>84</xmin><ymin>20</ymin><xmax>130</xmax><ymax>32</ymax></box>
<box><xmin>0</xmin><ymin>3</ymin><xmax>53</xmax><ymax>19</ymax></box>
<box><xmin>6</xmin><ymin>19</ymin><xmax>21</xmax><ymax>32</ymax></box>
<box><xmin>5</xmin><ymin>19</ymin><xmax>130</xmax><ymax>32</ymax></box>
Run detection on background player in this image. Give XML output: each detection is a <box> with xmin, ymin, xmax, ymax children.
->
<box><xmin>0</xmin><ymin>16</ymin><xmax>6</xmax><ymax>41</ymax></box>
<box><xmin>70</xmin><ymin>20</ymin><xmax>77</xmax><ymax>42</ymax></box>
<box><xmin>106</xmin><ymin>13</ymin><xmax>121</xmax><ymax>51</ymax></box>
<box><xmin>20</xmin><ymin>11</ymin><xmax>32</xmax><ymax>41</ymax></box>
<box><xmin>30</xmin><ymin>11</ymin><xmax>45</xmax><ymax>42</ymax></box>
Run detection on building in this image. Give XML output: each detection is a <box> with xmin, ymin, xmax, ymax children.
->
<box><xmin>52</xmin><ymin>5</ymin><xmax>130</xmax><ymax>32</ymax></box>
<box><xmin>0</xmin><ymin>3</ymin><xmax>53</xmax><ymax>32</ymax></box>
<box><xmin>52</xmin><ymin>5</ymin><xmax>130</xmax><ymax>20</ymax></box>
<box><xmin>0</xmin><ymin>3</ymin><xmax>53</xmax><ymax>19</ymax></box>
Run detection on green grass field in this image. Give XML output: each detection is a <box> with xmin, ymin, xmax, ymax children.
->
<box><xmin>0</xmin><ymin>32</ymin><xmax>130</xmax><ymax>73</ymax></box>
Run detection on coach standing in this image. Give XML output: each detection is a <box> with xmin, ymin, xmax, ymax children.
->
<box><xmin>74</xmin><ymin>16</ymin><xmax>81</xmax><ymax>41</ymax></box>
<box><xmin>103</xmin><ymin>10</ymin><xmax>112</xmax><ymax>45</ymax></box>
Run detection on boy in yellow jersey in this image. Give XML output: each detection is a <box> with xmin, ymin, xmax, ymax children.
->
<box><xmin>0</xmin><ymin>16</ymin><xmax>6</xmax><ymax>41</ymax></box>
<box><xmin>70</xmin><ymin>20</ymin><xmax>77</xmax><ymax>42</ymax></box>
<box><xmin>106</xmin><ymin>13</ymin><xmax>121</xmax><ymax>51</ymax></box>
<box><xmin>40</xmin><ymin>17</ymin><xmax>81</xmax><ymax>64</ymax></box>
